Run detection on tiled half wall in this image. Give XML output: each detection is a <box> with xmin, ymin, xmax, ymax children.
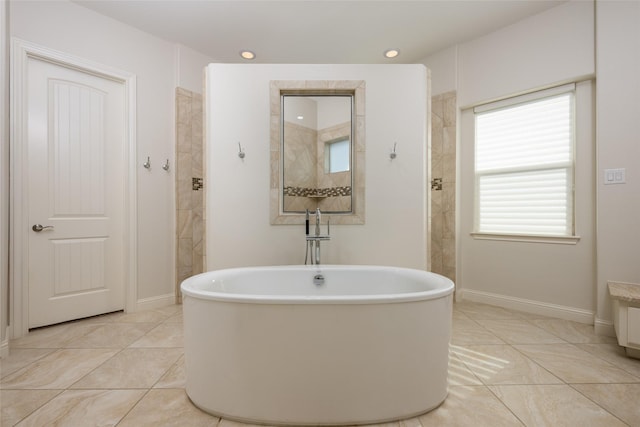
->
<box><xmin>176</xmin><ymin>88</ymin><xmax>204</xmax><ymax>302</ymax></box>
<box><xmin>431</xmin><ymin>91</ymin><xmax>456</xmax><ymax>283</ymax></box>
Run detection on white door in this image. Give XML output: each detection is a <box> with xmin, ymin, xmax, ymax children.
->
<box><xmin>27</xmin><ymin>56</ymin><xmax>126</xmax><ymax>328</ymax></box>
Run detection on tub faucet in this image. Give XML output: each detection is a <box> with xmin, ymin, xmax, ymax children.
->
<box><xmin>305</xmin><ymin>208</ymin><xmax>330</xmax><ymax>265</ymax></box>
<box><xmin>315</xmin><ymin>208</ymin><xmax>321</xmax><ymax>236</ymax></box>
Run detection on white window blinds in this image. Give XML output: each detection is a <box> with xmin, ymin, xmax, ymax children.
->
<box><xmin>474</xmin><ymin>86</ymin><xmax>575</xmax><ymax>237</ymax></box>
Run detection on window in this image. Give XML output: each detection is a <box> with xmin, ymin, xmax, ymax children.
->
<box><xmin>325</xmin><ymin>138</ymin><xmax>350</xmax><ymax>173</ymax></box>
<box><xmin>474</xmin><ymin>85</ymin><xmax>575</xmax><ymax>237</ymax></box>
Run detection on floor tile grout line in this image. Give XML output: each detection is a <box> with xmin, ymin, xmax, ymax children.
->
<box><xmin>469</xmin><ymin>383</ymin><xmax>528</xmax><ymax>427</ymax></box>
<box><xmin>567</xmin><ymin>383</ymin><xmax>632</xmax><ymax>426</ymax></box>
<box><xmin>507</xmin><ymin>342</ymin><xmax>567</xmax><ymax>385</ymax></box>
<box><xmin>0</xmin><ymin>349</ymin><xmax>55</xmax><ymax>380</ymax></box>
<box><xmin>562</xmin><ymin>342</ymin><xmax>640</xmax><ymax>378</ymax></box>
<box><xmin>575</xmin><ymin>344</ymin><xmax>640</xmax><ymax>380</ymax></box>
<box><xmin>13</xmin><ymin>388</ymin><xmax>66</xmax><ymax>425</ymax></box>
<box><xmin>5</xmin><ymin>303</ymin><xmax>638</xmax><ymax>427</ymax></box>
<box><xmin>147</xmin><ymin>353</ymin><xmax>185</xmax><ymax>390</ymax></box>
<box><xmin>452</xmin><ymin>316</ymin><xmax>507</xmax><ymax>345</ymax></box>
<box><xmin>113</xmin><ymin>387</ymin><xmax>154</xmax><ymax>427</ymax></box>
<box><xmin>66</xmin><ymin>346</ymin><xmax>129</xmax><ymax>391</ymax></box>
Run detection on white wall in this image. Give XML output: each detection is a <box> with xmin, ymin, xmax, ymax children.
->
<box><xmin>595</xmin><ymin>0</ymin><xmax>640</xmax><ymax>327</ymax></box>
<box><xmin>459</xmin><ymin>81</ymin><xmax>596</xmax><ymax>319</ymax></box>
<box><xmin>422</xmin><ymin>0</ymin><xmax>640</xmax><ymax>329</ymax></box>
<box><xmin>206</xmin><ymin>64</ymin><xmax>428</xmax><ymax>270</ymax></box>
<box><xmin>424</xmin><ymin>0</ymin><xmax>598</xmax><ymax>321</ymax></box>
<box><xmin>458</xmin><ymin>0</ymin><xmax>594</xmax><ymax>108</ymax></box>
<box><xmin>420</xmin><ymin>46</ymin><xmax>457</xmax><ymax>96</ymax></box>
<box><xmin>175</xmin><ymin>44</ymin><xmax>211</xmax><ymax>94</ymax></box>
<box><xmin>9</xmin><ymin>1</ymin><xmax>210</xmax><ymax>313</ymax></box>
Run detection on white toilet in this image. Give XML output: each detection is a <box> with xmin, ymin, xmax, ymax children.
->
<box><xmin>609</xmin><ymin>281</ymin><xmax>640</xmax><ymax>359</ymax></box>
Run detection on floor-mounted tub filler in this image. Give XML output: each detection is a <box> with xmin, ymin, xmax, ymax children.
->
<box><xmin>181</xmin><ymin>265</ymin><xmax>454</xmax><ymax>426</ymax></box>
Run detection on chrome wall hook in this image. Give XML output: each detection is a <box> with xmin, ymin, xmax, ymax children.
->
<box><xmin>162</xmin><ymin>159</ymin><xmax>170</xmax><ymax>171</ymax></box>
<box><xmin>390</xmin><ymin>142</ymin><xmax>397</xmax><ymax>160</ymax></box>
<box><xmin>238</xmin><ymin>142</ymin><xmax>246</xmax><ymax>159</ymax></box>
<box><xmin>143</xmin><ymin>156</ymin><xmax>151</xmax><ymax>169</ymax></box>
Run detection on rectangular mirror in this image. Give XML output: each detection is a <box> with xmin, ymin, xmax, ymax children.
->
<box><xmin>282</xmin><ymin>95</ymin><xmax>352</xmax><ymax>213</ymax></box>
<box><xmin>270</xmin><ymin>80</ymin><xmax>365</xmax><ymax>225</ymax></box>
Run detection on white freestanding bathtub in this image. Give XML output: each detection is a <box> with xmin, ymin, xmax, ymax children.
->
<box><xmin>181</xmin><ymin>265</ymin><xmax>454</xmax><ymax>426</ymax></box>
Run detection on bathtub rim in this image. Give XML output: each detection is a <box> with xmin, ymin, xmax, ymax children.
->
<box><xmin>180</xmin><ymin>264</ymin><xmax>454</xmax><ymax>305</ymax></box>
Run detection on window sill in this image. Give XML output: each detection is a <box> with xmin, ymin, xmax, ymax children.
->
<box><xmin>470</xmin><ymin>232</ymin><xmax>581</xmax><ymax>245</ymax></box>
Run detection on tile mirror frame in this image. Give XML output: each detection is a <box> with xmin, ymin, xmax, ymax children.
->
<box><xmin>270</xmin><ymin>80</ymin><xmax>366</xmax><ymax>225</ymax></box>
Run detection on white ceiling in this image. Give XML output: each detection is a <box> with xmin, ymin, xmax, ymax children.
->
<box><xmin>74</xmin><ymin>0</ymin><xmax>566</xmax><ymax>64</ymax></box>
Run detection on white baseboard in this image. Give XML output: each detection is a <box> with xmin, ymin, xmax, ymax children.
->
<box><xmin>135</xmin><ymin>293</ymin><xmax>176</xmax><ymax>312</ymax></box>
<box><xmin>459</xmin><ymin>289</ymin><xmax>595</xmax><ymax>324</ymax></box>
<box><xmin>594</xmin><ymin>317</ymin><xmax>616</xmax><ymax>337</ymax></box>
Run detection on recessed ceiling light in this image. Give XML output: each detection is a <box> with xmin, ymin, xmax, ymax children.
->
<box><xmin>384</xmin><ymin>49</ymin><xmax>400</xmax><ymax>59</ymax></box>
<box><xmin>240</xmin><ymin>50</ymin><xmax>256</xmax><ymax>60</ymax></box>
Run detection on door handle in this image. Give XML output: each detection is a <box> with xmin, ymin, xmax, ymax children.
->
<box><xmin>32</xmin><ymin>224</ymin><xmax>54</xmax><ymax>232</ymax></box>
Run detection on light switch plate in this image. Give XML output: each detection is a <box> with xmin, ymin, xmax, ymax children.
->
<box><xmin>604</xmin><ymin>168</ymin><xmax>626</xmax><ymax>185</ymax></box>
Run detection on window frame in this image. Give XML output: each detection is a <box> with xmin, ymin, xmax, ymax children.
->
<box><xmin>471</xmin><ymin>83</ymin><xmax>580</xmax><ymax>244</ymax></box>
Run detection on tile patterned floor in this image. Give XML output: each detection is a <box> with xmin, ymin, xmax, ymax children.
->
<box><xmin>1</xmin><ymin>301</ymin><xmax>640</xmax><ymax>426</ymax></box>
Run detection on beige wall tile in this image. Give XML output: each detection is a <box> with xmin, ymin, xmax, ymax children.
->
<box><xmin>176</xmin><ymin>178</ymin><xmax>192</xmax><ymax>210</ymax></box>
<box><xmin>431</xmin><ymin>92</ymin><xmax>456</xmax><ymax>277</ymax></box>
<box><xmin>177</xmin><ymin>152</ymin><xmax>192</xmax><ymax>181</ymax></box>
<box><xmin>178</xmin><ymin>238</ymin><xmax>193</xmax><ymax>268</ymax></box>
<box><xmin>177</xmin><ymin>209</ymin><xmax>193</xmax><ymax>239</ymax></box>
<box><xmin>443</xmin><ymin>94</ymin><xmax>457</xmax><ymax>127</ymax></box>
<box><xmin>176</xmin><ymin>87</ymin><xmax>205</xmax><ymax>291</ymax></box>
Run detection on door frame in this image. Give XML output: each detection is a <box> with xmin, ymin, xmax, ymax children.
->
<box><xmin>10</xmin><ymin>39</ymin><xmax>138</xmax><ymax>338</ymax></box>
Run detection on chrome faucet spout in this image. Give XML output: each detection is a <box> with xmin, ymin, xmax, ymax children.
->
<box><xmin>304</xmin><ymin>208</ymin><xmax>329</xmax><ymax>265</ymax></box>
<box><xmin>315</xmin><ymin>208</ymin><xmax>321</xmax><ymax>236</ymax></box>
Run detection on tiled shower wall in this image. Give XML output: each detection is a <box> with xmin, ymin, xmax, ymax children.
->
<box><xmin>431</xmin><ymin>91</ymin><xmax>456</xmax><ymax>283</ymax></box>
<box><xmin>176</xmin><ymin>88</ymin><xmax>204</xmax><ymax>302</ymax></box>
<box><xmin>283</xmin><ymin>121</ymin><xmax>352</xmax><ymax>213</ymax></box>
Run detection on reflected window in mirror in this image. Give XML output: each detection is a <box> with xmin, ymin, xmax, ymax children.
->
<box><xmin>326</xmin><ymin>138</ymin><xmax>350</xmax><ymax>174</ymax></box>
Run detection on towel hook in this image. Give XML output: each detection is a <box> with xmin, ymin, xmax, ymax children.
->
<box><xmin>390</xmin><ymin>142</ymin><xmax>397</xmax><ymax>160</ymax></box>
<box><xmin>143</xmin><ymin>156</ymin><xmax>151</xmax><ymax>169</ymax></box>
<box><xmin>238</xmin><ymin>142</ymin><xmax>246</xmax><ymax>159</ymax></box>
<box><xmin>162</xmin><ymin>159</ymin><xmax>170</xmax><ymax>171</ymax></box>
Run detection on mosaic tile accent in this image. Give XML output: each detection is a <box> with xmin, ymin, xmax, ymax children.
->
<box><xmin>431</xmin><ymin>178</ymin><xmax>443</xmax><ymax>191</ymax></box>
<box><xmin>284</xmin><ymin>186</ymin><xmax>352</xmax><ymax>197</ymax></box>
<box><xmin>192</xmin><ymin>177</ymin><xmax>203</xmax><ymax>191</ymax></box>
